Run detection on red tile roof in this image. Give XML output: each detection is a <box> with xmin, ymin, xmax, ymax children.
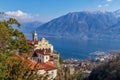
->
<box><xmin>32</xmin><ymin>46</ymin><xmax>37</xmax><ymax>48</ymax></box>
<box><xmin>27</xmin><ymin>40</ymin><xmax>35</xmax><ymax>44</ymax></box>
<box><xmin>26</xmin><ymin>60</ymin><xmax>57</xmax><ymax>71</ymax></box>
<box><xmin>12</xmin><ymin>54</ymin><xmax>56</xmax><ymax>71</ymax></box>
<box><xmin>42</xmin><ymin>62</ymin><xmax>57</xmax><ymax>71</ymax></box>
<box><xmin>19</xmin><ymin>53</ymin><xmax>29</xmax><ymax>58</ymax></box>
<box><xmin>12</xmin><ymin>54</ymin><xmax>24</xmax><ymax>60</ymax></box>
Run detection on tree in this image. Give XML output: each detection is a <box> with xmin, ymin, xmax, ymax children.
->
<box><xmin>59</xmin><ymin>56</ymin><xmax>63</xmax><ymax>64</ymax></box>
<box><xmin>0</xmin><ymin>16</ymin><xmax>37</xmax><ymax>79</ymax></box>
<box><xmin>0</xmin><ymin>53</ymin><xmax>38</xmax><ymax>80</ymax></box>
<box><xmin>0</xmin><ymin>17</ymin><xmax>30</xmax><ymax>53</ymax></box>
<box><xmin>88</xmin><ymin>55</ymin><xmax>120</xmax><ymax>80</ymax></box>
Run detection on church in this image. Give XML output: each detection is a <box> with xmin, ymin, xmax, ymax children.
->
<box><xmin>26</xmin><ymin>31</ymin><xmax>60</xmax><ymax>79</ymax></box>
<box><xmin>27</xmin><ymin>31</ymin><xmax>60</xmax><ymax>66</ymax></box>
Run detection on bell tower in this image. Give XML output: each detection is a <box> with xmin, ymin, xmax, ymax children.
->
<box><xmin>33</xmin><ymin>30</ymin><xmax>38</xmax><ymax>41</ymax></box>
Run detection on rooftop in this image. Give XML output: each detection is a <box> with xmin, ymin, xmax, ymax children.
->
<box><xmin>26</xmin><ymin>60</ymin><xmax>57</xmax><ymax>71</ymax></box>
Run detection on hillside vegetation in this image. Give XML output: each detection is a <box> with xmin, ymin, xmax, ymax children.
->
<box><xmin>88</xmin><ymin>55</ymin><xmax>120</xmax><ymax>80</ymax></box>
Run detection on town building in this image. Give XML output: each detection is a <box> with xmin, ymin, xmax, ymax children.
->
<box><xmin>14</xmin><ymin>50</ymin><xmax>57</xmax><ymax>80</ymax></box>
<box><xmin>34</xmin><ymin>37</ymin><xmax>53</xmax><ymax>53</ymax></box>
<box><xmin>30</xmin><ymin>49</ymin><xmax>57</xmax><ymax>79</ymax></box>
<box><xmin>27</xmin><ymin>31</ymin><xmax>60</xmax><ymax>67</ymax></box>
<box><xmin>34</xmin><ymin>37</ymin><xmax>60</xmax><ymax>67</ymax></box>
<box><xmin>26</xmin><ymin>31</ymin><xmax>60</xmax><ymax>79</ymax></box>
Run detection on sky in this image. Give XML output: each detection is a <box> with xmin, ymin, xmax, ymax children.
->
<box><xmin>0</xmin><ymin>0</ymin><xmax>120</xmax><ymax>22</ymax></box>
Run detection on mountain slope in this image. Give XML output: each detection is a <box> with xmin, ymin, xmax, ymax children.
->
<box><xmin>16</xmin><ymin>21</ymin><xmax>42</xmax><ymax>39</ymax></box>
<box><xmin>20</xmin><ymin>21</ymin><xmax>42</xmax><ymax>33</ymax></box>
<box><xmin>37</xmin><ymin>11</ymin><xmax>119</xmax><ymax>40</ymax></box>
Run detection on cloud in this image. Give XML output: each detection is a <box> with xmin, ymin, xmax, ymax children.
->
<box><xmin>106</xmin><ymin>0</ymin><xmax>112</xmax><ymax>2</ymax></box>
<box><xmin>5</xmin><ymin>10</ymin><xmax>34</xmax><ymax>22</ymax></box>
<box><xmin>98</xmin><ymin>5</ymin><xmax>102</xmax><ymax>8</ymax></box>
<box><xmin>98</xmin><ymin>4</ymin><xmax>109</xmax><ymax>8</ymax></box>
<box><xmin>98</xmin><ymin>0</ymin><xmax>112</xmax><ymax>8</ymax></box>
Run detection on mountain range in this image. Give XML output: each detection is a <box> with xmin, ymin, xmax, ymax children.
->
<box><xmin>21</xmin><ymin>9</ymin><xmax>120</xmax><ymax>40</ymax></box>
<box><xmin>15</xmin><ymin>21</ymin><xmax>42</xmax><ymax>40</ymax></box>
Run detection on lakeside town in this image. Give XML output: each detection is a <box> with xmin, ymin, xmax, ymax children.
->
<box><xmin>1</xmin><ymin>0</ymin><xmax>120</xmax><ymax>80</ymax></box>
<box><xmin>14</xmin><ymin>31</ymin><xmax>119</xmax><ymax>80</ymax></box>
<box><xmin>0</xmin><ymin>15</ymin><xmax>120</xmax><ymax>80</ymax></box>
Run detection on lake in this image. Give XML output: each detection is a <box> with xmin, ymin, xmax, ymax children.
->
<box><xmin>47</xmin><ymin>38</ymin><xmax>120</xmax><ymax>60</ymax></box>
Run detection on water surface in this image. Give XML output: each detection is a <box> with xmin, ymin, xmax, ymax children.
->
<box><xmin>47</xmin><ymin>38</ymin><xmax>120</xmax><ymax>60</ymax></box>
